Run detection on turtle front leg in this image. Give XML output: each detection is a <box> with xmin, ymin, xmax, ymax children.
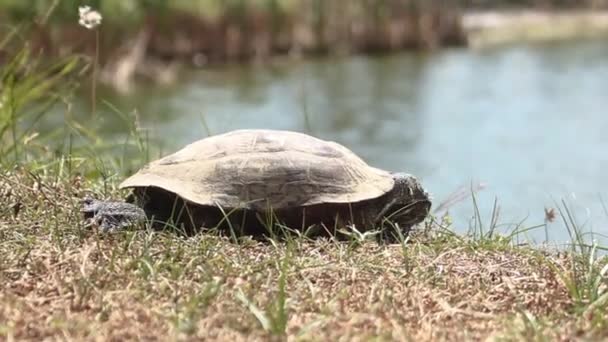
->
<box><xmin>81</xmin><ymin>197</ymin><xmax>146</xmax><ymax>232</ymax></box>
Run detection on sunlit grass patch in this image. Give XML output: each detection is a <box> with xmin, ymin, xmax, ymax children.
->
<box><xmin>1</xmin><ymin>169</ymin><xmax>607</xmax><ymax>340</ymax></box>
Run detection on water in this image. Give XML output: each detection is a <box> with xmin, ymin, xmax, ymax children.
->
<box><xmin>64</xmin><ymin>40</ymin><xmax>608</xmax><ymax>242</ymax></box>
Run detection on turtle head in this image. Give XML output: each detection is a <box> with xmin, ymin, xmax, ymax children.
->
<box><xmin>392</xmin><ymin>173</ymin><xmax>430</xmax><ymax>203</ymax></box>
<box><xmin>377</xmin><ymin>173</ymin><xmax>431</xmax><ymax>230</ymax></box>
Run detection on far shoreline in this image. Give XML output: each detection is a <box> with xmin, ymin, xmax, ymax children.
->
<box><xmin>463</xmin><ymin>10</ymin><xmax>608</xmax><ymax>48</ymax></box>
<box><xmin>100</xmin><ymin>9</ymin><xmax>608</xmax><ymax>92</ymax></box>
<box><xmin>5</xmin><ymin>8</ymin><xmax>608</xmax><ymax>92</ymax></box>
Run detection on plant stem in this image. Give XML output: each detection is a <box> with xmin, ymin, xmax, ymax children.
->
<box><xmin>92</xmin><ymin>29</ymin><xmax>99</xmax><ymax>117</ymax></box>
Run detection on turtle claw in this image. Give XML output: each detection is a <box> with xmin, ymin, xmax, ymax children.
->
<box><xmin>82</xmin><ymin>211</ymin><xmax>125</xmax><ymax>233</ymax></box>
<box><xmin>97</xmin><ymin>215</ymin><xmax>123</xmax><ymax>233</ymax></box>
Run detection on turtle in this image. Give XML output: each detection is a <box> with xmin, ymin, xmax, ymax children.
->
<box><xmin>82</xmin><ymin>129</ymin><xmax>431</xmax><ymax>239</ymax></box>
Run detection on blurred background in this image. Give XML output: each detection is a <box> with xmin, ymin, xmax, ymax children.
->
<box><xmin>1</xmin><ymin>0</ymin><xmax>607</xmax><ymax>242</ymax></box>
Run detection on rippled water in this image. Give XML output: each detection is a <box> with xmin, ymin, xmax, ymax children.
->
<box><xmin>62</xmin><ymin>40</ymin><xmax>608</xmax><ymax>242</ymax></box>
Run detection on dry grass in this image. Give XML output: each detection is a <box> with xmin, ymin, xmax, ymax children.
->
<box><xmin>1</xmin><ymin>168</ymin><xmax>607</xmax><ymax>341</ymax></box>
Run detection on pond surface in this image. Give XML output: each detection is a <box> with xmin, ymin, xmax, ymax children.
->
<box><xmin>69</xmin><ymin>39</ymin><xmax>608</xmax><ymax>242</ymax></box>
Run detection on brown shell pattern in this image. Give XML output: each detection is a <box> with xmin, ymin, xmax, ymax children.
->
<box><xmin>119</xmin><ymin>129</ymin><xmax>395</xmax><ymax>210</ymax></box>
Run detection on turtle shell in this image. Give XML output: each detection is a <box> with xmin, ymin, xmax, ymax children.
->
<box><xmin>119</xmin><ymin>129</ymin><xmax>395</xmax><ymax>211</ymax></box>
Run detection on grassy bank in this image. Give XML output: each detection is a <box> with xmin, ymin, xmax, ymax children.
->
<box><xmin>1</xmin><ymin>168</ymin><xmax>608</xmax><ymax>340</ymax></box>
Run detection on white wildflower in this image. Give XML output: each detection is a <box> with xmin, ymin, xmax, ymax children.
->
<box><xmin>78</xmin><ymin>6</ymin><xmax>102</xmax><ymax>30</ymax></box>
